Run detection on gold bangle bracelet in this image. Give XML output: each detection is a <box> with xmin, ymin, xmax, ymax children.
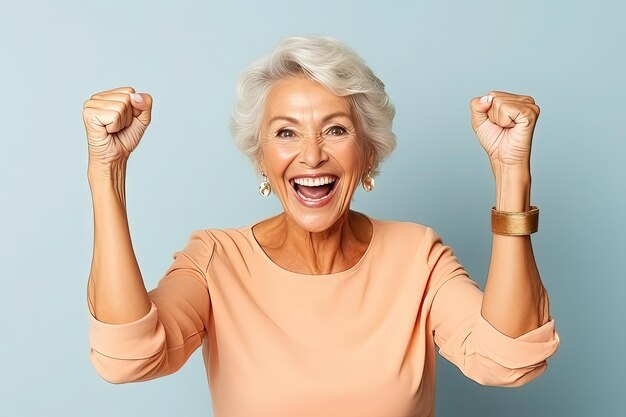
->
<box><xmin>491</xmin><ymin>206</ymin><xmax>539</xmax><ymax>236</ymax></box>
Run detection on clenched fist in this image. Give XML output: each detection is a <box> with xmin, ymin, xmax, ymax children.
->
<box><xmin>82</xmin><ymin>86</ymin><xmax>153</xmax><ymax>175</ymax></box>
<box><xmin>470</xmin><ymin>91</ymin><xmax>540</xmax><ymax>172</ymax></box>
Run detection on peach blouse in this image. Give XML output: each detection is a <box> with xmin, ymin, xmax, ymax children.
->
<box><xmin>89</xmin><ymin>219</ymin><xmax>559</xmax><ymax>417</ymax></box>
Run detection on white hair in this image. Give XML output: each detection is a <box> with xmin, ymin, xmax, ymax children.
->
<box><xmin>229</xmin><ymin>35</ymin><xmax>396</xmax><ymax>177</ymax></box>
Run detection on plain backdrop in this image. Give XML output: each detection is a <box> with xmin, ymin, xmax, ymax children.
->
<box><xmin>1</xmin><ymin>1</ymin><xmax>624</xmax><ymax>416</ymax></box>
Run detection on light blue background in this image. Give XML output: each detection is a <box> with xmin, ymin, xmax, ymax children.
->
<box><xmin>1</xmin><ymin>0</ymin><xmax>624</xmax><ymax>416</ymax></box>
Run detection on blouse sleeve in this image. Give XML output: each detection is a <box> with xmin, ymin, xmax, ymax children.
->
<box><xmin>88</xmin><ymin>230</ymin><xmax>214</xmax><ymax>384</ymax></box>
<box><xmin>424</xmin><ymin>227</ymin><xmax>560</xmax><ymax>387</ymax></box>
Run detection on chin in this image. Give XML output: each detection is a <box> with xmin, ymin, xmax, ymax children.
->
<box><xmin>282</xmin><ymin>181</ymin><xmax>354</xmax><ymax>234</ymax></box>
<box><xmin>287</xmin><ymin>211</ymin><xmax>345</xmax><ymax>234</ymax></box>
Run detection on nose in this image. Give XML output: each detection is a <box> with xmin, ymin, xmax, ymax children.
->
<box><xmin>300</xmin><ymin>136</ymin><xmax>328</xmax><ymax>168</ymax></box>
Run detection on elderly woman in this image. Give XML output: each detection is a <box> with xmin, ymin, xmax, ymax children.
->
<box><xmin>83</xmin><ymin>36</ymin><xmax>559</xmax><ymax>417</ymax></box>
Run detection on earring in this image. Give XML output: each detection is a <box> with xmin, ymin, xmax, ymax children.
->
<box><xmin>362</xmin><ymin>170</ymin><xmax>375</xmax><ymax>192</ymax></box>
<box><xmin>259</xmin><ymin>172</ymin><xmax>271</xmax><ymax>196</ymax></box>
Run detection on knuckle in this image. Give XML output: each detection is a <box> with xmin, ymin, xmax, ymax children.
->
<box><xmin>91</xmin><ymin>90</ymin><xmax>108</xmax><ymax>99</ymax></box>
<box><xmin>108</xmin><ymin>100</ymin><xmax>125</xmax><ymax>113</ymax></box>
<box><xmin>110</xmin><ymin>92</ymin><xmax>131</xmax><ymax>103</ymax></box>
<box><xmin>118</xmin><ymin>86</ymin><xmax>136</xmax><ymax>94</ymax></box>
<box><xmin>111</xmin><ymin>108</ymin><xmax>123</xmax><ymax>121</ymax></box>
<box><xmin>532</xmin><ymin>104</ymin><xmax>541</xmax><ymax>115</ymax></box>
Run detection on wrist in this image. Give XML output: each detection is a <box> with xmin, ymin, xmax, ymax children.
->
<box><xmin>493</xmin><ymin>165</ymin><xmax>531</xmax><ymax>212</ymax></box>
<box><xmin>88</xmin><ymin>158</ymin><xmax>128</xmax><ymax>185</ymax></box>
<box><xmin>88</xmin><ymin>159</ymin><xmax>128</xmax><ymax>207</ymax></box>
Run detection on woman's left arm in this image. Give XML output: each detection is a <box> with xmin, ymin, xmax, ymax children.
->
<box><xmin>470</xmin><ymin>91</ymin><xmax>550</xmax><ymax>338</ymax></box>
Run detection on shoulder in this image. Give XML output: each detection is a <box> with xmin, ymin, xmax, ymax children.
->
<box><xmin>372</xmin><ymin>218</ymin><xmax>439</xmax><ymax>244</ymax></box>
<box><xmin>372</xmin><ymin>219</ymin><xmax>445</xmax><ymax>258</ymax></box>
<box><xmin>169</xmin><ymin>226</ymin><xmax>254</xmax><ymax>275</ymax></box>
<box><xmin>201</xmin><ymin>226</ymin><xmax>256</xmax><ymax>250</ymax></box>
<box><xmin>169</xmin><ymin>229</ymin><xmax>218</xmax><ymax>274</ymax></box>
<box><xmin>183</xmin><ymin>225</ymin><xmax>257</xmax><ymax>265</ymax></box>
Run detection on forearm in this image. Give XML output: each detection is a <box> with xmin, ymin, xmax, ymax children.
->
<box><xmin>481</xmin><ymin>167</ymin><xmax>550</xmax><ymax>338</ymax></box>
<box><xmin>87</xmin><ymin>160</ymin><xmax>151</xmax><ymax>324</ymax></box>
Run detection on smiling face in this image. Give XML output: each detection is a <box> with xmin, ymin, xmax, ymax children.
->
<box><xmin>258</xmin><ymin>76</ymin><xmax>371</xmax><ymax>233</ymax></box>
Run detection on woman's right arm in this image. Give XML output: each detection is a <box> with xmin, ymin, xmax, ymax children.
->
<box><xmin>87</xmin><ymin>159</ymin><xmax>152</xmax><ymax>323</ymax></box>
<box><xmin>84</xmin><ymin>86</ymin><xmax>153</xmax><ymax>324</ymax></box>
<box><xmin>84</xmin><ymin>87</ymin><xmax>212</xmax><ymax>384</ymax></box>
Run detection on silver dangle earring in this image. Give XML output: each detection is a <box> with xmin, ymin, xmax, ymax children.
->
<box><xmin>259</xmin><ymin>172</ymin><xmax>271</xmax><ymax>197</ymax></box>
<box><xmin>362</xmin><ymin>170</ymin><xmax>375</xmax><ymax>192</ymax></box>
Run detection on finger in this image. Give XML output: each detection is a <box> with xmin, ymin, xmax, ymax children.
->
<box><xmin>470</xmin><ymin>94</ymin><xmax>494</xmax><ymax>132</ymax></box>
<box><xmin>83</xmin><ymin>108</ymin><xmax>124</xmax><ymax>138</ymax></box>
<box><xmin>489</xmin><ymin>99</ymin><xmax>515</xmax><ymax>128</ymax></box>
<box><xmin>91</xmin><ymin>86</ymin><xmax>135</xmax><ymax>98</ymax></box>
<box><xmin>83</xmin><ymin>98</ymin><xmax>131</xmax><ymax>130</ymax></box>
<box><xmin>488</xmin><ymin>90</ymin><xmax>535</xmax><ymax>104</ymax></box>
<box><xmin>89</xmin><ymin>93</ymin><xmax>133</xmax><ymax>127</ymax></box>
<box><xmin>492</xmin><ymin>100</ymin><xmax>538</xmax><ymax>129</ymax></box>
<box><xmin>129</xmin><ymin>92</ymin><xmax>153</xmax><ymax>127</ymax></box>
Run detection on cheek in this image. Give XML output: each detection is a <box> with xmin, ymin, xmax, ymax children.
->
<box><xmin>332</xmin><ymin>139</ymin><xmax>369</xmax><ymax>176</ymax></box>
<box><xmin>261</xmin><ymin>142</ymin><xmax>299</xmax><ymax>171</ymax></box>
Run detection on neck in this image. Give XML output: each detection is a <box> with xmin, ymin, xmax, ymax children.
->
<box><xmin>254</xmin><ymin>210</ymin><xmax>372</xmax><ymax>274</ymax></box>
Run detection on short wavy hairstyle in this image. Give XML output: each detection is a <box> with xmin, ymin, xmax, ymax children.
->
<box><xmin>230</xmin><ymin>35</ymin><xmax>396</xmax><ymax>177</ymax></box>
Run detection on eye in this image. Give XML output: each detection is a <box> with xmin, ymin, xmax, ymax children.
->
<box><xmin>276</xmin><ymin>129</ymin><xmax>296</xmax><ymax>139</ymax></box>
<box><xmin>327</xmin><ymin>126</ymin><xmax>347</xmax><ymax>136</ymax></box>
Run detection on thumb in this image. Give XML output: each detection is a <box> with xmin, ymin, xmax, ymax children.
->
<box><xmin>130</xmin><ymin>92</ymin><xmax>153</xmax><ymax>127</ymax></box>
<box><xmin>470</xmin><ymin>94</ymin><xmax>493</xmax><ymax>132</ymax></box>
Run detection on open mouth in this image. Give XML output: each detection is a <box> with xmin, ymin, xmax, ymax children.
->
<box><xmin>290</xmin><ymin>175</ymin><xmax>338</xmax><ymax>205</ymax></box>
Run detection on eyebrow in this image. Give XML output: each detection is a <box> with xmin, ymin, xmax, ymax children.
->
<box><xmin>268</xmin><ymin>111</ymin><xmax>352</xmax><ymax>125</ymax></box>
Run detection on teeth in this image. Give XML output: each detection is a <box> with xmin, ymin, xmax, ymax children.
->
<box><xmin>293</xmin><ymin>176</ymin><xmax>336</xmax><ymax>187</ymax></box>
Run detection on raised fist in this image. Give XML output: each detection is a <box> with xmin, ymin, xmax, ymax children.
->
<box><xmin>470</xmin><ymin>91</ymin><xmax>540</xmax><ymax>169</ymax></box>
<box><xmin>82</xmin><ymin>86</ymin><xmax>153</xmax><ymax>170</ymax></box>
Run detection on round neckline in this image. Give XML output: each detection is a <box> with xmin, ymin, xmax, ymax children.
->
<box><xmin>247</xmin><ymin>216</ymin><xmax>377</xmax><ymax>278</ymax></box>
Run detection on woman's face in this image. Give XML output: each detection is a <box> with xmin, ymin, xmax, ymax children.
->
<box><xmin>258</xmin><ymin>76</ymin><xmax>370</xmax><ymax>233</ymax></box>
